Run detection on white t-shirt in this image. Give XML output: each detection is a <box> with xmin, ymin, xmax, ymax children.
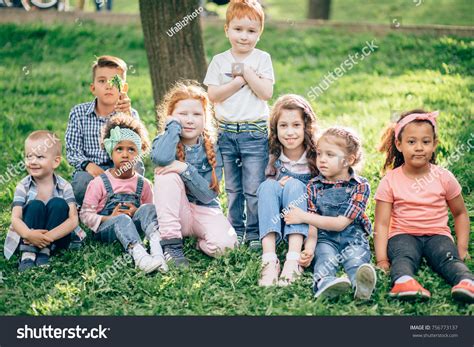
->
<box><xmin>203</xmin><ymin>48</ymin><xmax>275</xmax><ymax>123</ymax></box>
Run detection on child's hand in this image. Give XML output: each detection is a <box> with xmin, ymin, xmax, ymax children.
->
<box><xmin>114</xmin><ymin>92</ymin><xmax>132</xmax><ymax>115</ymax></box>
<box><xmin>284</xmin><ymin>206</ymin><xmax>306</xmax><ymax>225</ymax></box>
<box><xmin>85</xmin><ymin>163</ymin><xmax>105</xmax><ymax>177</ymax></box>
<box><xmin>234</xmin><ymin>75</ymin><xmax>247</xmax><ymax>88</ymax></box>
<box><xmin>120</xmin><ymin>203</ymin><xmax>137</xmax><ymax>217</ymax></box>
<box><xmin>376</xmin><ymin>260</ymin><xmax>390</xmax><ymax>272</ymax></box>
<box><xmin>111</xmin><ymin>204</ymin><xmax>126</xmax><ymax>217</ymax></box>
<box><xmin>278</xmin><ymin>176</ymin><xmax>292</xmax><ymax>187</ymax></box>
<box><xmin>25</xmin><ymin>229</ymin><xmax>53</xmax><ymax>248</ymax></box>
<box><xmin>298</xmin><ymin>249</ymin><xmax>315</xmax><ymax>268</ymax></box>
<box><xmin>458</xmin><ymin>247</ymin><xmax>470</xmax><ymax>261</ymax></box>
<box><xmin>154</xmin><ymin>161</ymin><xmax>188</xmax><ymax>175</ymax></box>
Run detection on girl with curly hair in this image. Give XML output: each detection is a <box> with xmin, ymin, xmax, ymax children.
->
<box><xmin>80</xmin><ymin>113</ymin><xmax>167</xmax><ymax>274</ymax></box>
<box><xmin>151</xmin><ymin>81</ymin><xmax>237</xmax><ymax>267</ymax></box>
<box><xmin>257</xmin><ymin>94</ymin><xmax>318</xmax><ymax>286</ymax></box>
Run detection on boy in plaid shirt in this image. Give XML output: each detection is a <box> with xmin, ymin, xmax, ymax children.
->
<box><xmin>65</xmin><ymin>55</ymin><xmax>143</xmax><ymax>205</ymax></box>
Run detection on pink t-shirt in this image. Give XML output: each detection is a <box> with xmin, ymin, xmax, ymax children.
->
<box><xmin>80</xmin><ymin>170</ymin><xmax>154</xmax><ymax>232</ymax></box>
<box><xmin>374</xmin><ymin>164</ymin><xmax>461</xmax><ymax>240</ymax></box>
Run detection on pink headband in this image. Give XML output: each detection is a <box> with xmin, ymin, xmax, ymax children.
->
<box><xmin>394</xmin><ymin>111</ymin><xmax>439</xmax><ymax>139</ymax></box>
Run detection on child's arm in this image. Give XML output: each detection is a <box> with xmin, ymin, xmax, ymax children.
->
<box><xmin>447</xmin><ymin>194</ymin><xmax>470</xmax><ymax>260</ymax></box>
<box><xmin>46</xmin><ymin>203</ymin><xmax>79</xmax><ymax>241</ymax></box>
<box><xmin>150</xmin><ymin>119</ymin><xmax>182</xmax><ymax>166</ymax></box>
<box><xmin>65</xmin><ymin>109</ymin><xmax>89</xmax><ymax>171</ymax></box>
<box><xmin>242</xmin><ymin>65</ymin><xmax>273</xmax><ymax>101</ymax></box>
<box><xmin>374</xmin><ymin>200</ymin><xmax>392</xmax><ymax>270</ymax></box>
<box><xmin>285</xmin><ymin>208</ymin><xmax>353</xmax><ymax>232</ymax></box>
<box><xmin>207</xmin><ymin>77</ymin><xmax>247</xmax><ymax>103</ymax></box>
<box><xmin>11</xmin><ymin>206</ymin><xmax>53</xmax><ymax>249</ymax></box>
<box><xmin>299</xmin><ymin>225</ymin><xmax>318</xmax><ymax>267</ymax></box>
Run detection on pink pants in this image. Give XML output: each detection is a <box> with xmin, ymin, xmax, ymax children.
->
<box><xmin>154</xmin><ymin>173</ymin><xmax>237</xmax><ymax>257</ymax></box>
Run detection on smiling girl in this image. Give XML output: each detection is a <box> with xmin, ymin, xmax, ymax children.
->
<box><xmin>257</xmin><ymin>94</ymin><xmax>318</xmax><ymax>286</ymax></box>
<box><xmin>151</xmin><ymin>81</ymin><xmax>237</xmax><ymax>268</ymax></box>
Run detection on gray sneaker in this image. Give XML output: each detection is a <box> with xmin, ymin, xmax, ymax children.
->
<box><xmin>162</xmin><ymin>239</ymin><xmax>189</xmax><ymax>268</ymax></box>
<box><xmin>314</xmin><ymin>277</ymin><xmax>352</xmax><ymax>299</ymax></box>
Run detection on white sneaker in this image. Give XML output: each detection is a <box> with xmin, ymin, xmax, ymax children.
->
<box><xmin>149</xmin><ymin>232</ymin><xmax>168</xmax><ymax>273</ymax></box>
<box><xmin>314</xmin><ymin>277</ymin><xmax>352</xmax><ymax>299</ymax></box>
<box><xmin>131</xmin><ymin>244</ymin><xmax>162</xmax><ymax>274</ymax></box>
<box><xmin>354</xmin><ymin>264</ymin><xmax>377</xmax><ymax>300</ymax></box>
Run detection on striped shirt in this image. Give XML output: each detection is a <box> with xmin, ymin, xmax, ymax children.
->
<box><xmin>4</xmin><ymin>174</ymin><xmax>85</xmax><ymax>260</ymax></box>
<box><xmin>65</xmin><ymin>99</ymin><xmax>139</xmax><ymax>171</ymax></box>
<box><xmin>307</xmin><ymin>169</ymin><xmax>372</xmax><ymax>234</ymax></box>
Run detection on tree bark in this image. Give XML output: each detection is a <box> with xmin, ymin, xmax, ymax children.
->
<box><xmin>308</xmin><ymin>0</ymin><xmax>331</xmax><ymax>20</ymax></box>
<box><xmin>139</xmin><ymin>0</ymin><xmax>207</xmax><ymax>124</ymax></box>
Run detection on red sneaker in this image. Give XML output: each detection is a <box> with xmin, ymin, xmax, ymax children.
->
<box><xmin>389</xmin><ymin>278</ymin><xmax>431</xmax><ymax>300</ymax></box>
<box><xmin>451</xmin><ymin>280</ymin><xmax>474</xmax><ymax>303</ymax></box>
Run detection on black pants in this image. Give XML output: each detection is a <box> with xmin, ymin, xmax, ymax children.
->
<box><xmin>388</xmin><ymin>234</ymin><xmax>473</xmax><ymax>286</ymax></box>
<box><xmin>19</xmin><ymin>198</ymin><xmax>71</xmax><ymax>253</ymax></box>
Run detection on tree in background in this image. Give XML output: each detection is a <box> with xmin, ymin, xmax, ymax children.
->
<box><xmin>308</xmin><ymin>0</ymin><xmax>331</xmax><ymax>20</ymax></box>
<box><xmin>139</xmin><ymin>0</ymin><xmax>207</xmax><ymax>125</ymax></box>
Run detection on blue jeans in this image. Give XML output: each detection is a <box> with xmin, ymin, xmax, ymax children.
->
<box><xmin>94</xmin><ymin>204</ymin><xmax>157</xmax><ymax>251</ymax></box>
<box><xmin>218</xmin><ymin>130</ymin><xmax>268</xmax><ymax>241</ymax></box>
<box><xmin>257</xmin><ymin>178</ymin><xmax>309</xmax><ymax>243</ymax></box>
<box><xmin>72</xmin><ymin>161</ymin><xmax>144</xmax><ymax>206</ymax></box>
<box><xmin>313</xmin><ymin>229</ymin><xmax>371</xmax><ymax>292</ymax></box>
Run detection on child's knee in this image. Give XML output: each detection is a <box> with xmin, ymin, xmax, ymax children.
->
<box><xmin>46</xmin><ymin>197</ymin><xmax>69</xmax><ymax>211</ymax></box>
<box><xmin>283</xmin><ymin>178</ymin><xmax>306</xmax><ymax>194</ymax></box>
<box><xmin>257</xmin><ymin>179</ymin><xmax>280</xmax><ymax>196</ymax></box>
<box><xmin>27</xmin><ymin>199</ymin><xmax>46</xmax><ymax>212</ymax></box>
<box><xmin>136</xmin><ymin>203</ymin><xmax>156</xmax><ymax>217</ymax></box>
<box><xmin>155</xmin><ymin>172</ymin><xmax>183</xmax><ymax>186</ymax></box>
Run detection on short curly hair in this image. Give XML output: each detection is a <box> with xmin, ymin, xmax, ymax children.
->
<box><xmin>101</xmin><ymin>113</ymin><xmax>150</xmax><ymax>154</ymax></box>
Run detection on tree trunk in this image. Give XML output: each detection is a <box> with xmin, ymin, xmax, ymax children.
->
<box><xmin>308</xmin><ymin>0</ymin><xmax>331</xmax><ymax>20</ymax></box>
<box><xmin>139</xmin><ymin>0</ymin><xmax>207</xmax><ymax>124</ymax></box>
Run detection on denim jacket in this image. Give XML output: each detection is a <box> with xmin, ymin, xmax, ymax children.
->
<box><xmin>150</xmin><ymin>120</ymin><xmax>223</xmax><ymax>207</ymax></box>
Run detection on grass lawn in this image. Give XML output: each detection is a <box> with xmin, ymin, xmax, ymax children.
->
<box><xmin>0</xmin><ymin>20</ymin><xmax>472</xmax><ymax>315</ymax></box>
<box><xmin>67</xmin><ymin>0</ymin><xmax>474</xmax><ymax>26</ymax></box>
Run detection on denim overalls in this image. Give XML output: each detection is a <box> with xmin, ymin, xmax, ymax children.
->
<box><xmin>257</xmin><ymin>159</ymin><xmax>312</xmax><ymax>243</ymax></box>
<box><xmin>94</xmin><ymin>173</ymin><xmax>158</xmax><ymax>250</ymax></box>
<box><xmin>312</xmin><ymin>182</ymin><xmax>371</xmax><ymax>290</ymax></box>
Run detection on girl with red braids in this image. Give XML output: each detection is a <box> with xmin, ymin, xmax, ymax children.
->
<box><xmin>151</xmin><ymin>81</ymin><xmax>237</xmax><ymax>267</ymax></box>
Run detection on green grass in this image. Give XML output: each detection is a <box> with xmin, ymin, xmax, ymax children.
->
<box><xmin>70</xmin><ymin>0</ymin><xmax>474</xmax><ymax>26</ymax></box>
<box><xmin>0</xmin><ymin>21</ymin><xmax>473</xmax><ymax>315</ymax></box>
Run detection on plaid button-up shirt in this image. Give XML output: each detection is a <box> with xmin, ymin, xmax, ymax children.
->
<box><xmin>307</xmin><ymin>169</ymin><xmax>372</xmax><ymax>234</ymax></box>
<box><xmin>65</xmin><ymin>99</ymin><xmax>139</xmax><ymax>171</ymax></box>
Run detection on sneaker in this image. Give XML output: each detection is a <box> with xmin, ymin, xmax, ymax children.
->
<box><xmin>149</xmin><ymin>232</ymin><xmax>168</xmax><ymax>273</ymax></box>
<box><xmin>278</xmin><ymin>260</ymin><xmax>303</xmax><ymax>287</ymax></box>
<box><xmin>354</xmin><ymin>264</ymin><xmax>377</xmax><ymax>300</ymax></box>
<box><xmin>18</xmin><ymin>258</ymin><xmax>36</xmax><ymax>272</ymax></box>
<box><xmin>389</xmin><ymin>278</ymin><xmax>431</xmax><ymax>300</ymax></box>
<box><xmin>258</xmin><ymin>259</ymin><xmax>280</xmax><ymax>287</ymax></box>
<box><xmin>162</xmin><ymin>239</ymin><xmax>189</xmax><ymax>268</ymax></box>
<box><xmin>236</xmin><ymin>234</ymin><xmax>244</xmax><ymax>245</ymax></box>
<box><xmin>248</xmin><ymin>239</ymin><xmax>262</xmax><ymax>251</ymax></box>
<box><xmin>131</xmin><ymin>244</ymin><xmax>162</xmax><ymax>274</ymax></box>
<box><xmin>451</xmin><ymin>279</ymin><xmax>474</xmax><ymax>303</ymax></box>
<box><xmin>314</xmin><ymin>277</ymin><xmax>352</xmax><ymax>299</ymax></box>
<box><xmin>35</xmin><ymin>253</ymin><xmax>50</xmax><ymax>267</ymax></box>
